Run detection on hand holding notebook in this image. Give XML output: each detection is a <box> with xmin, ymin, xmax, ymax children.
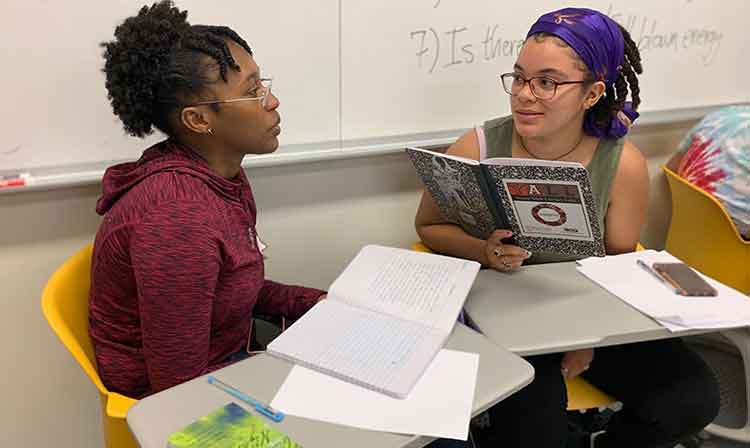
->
<box><xmin>405</xmin><ymin>146</ymin><xmax>605</xmax><ymax>258</ymax></box>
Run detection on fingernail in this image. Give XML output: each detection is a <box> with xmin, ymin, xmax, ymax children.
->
<box><xmin>505</xmin><ymin>230</ymin><xmax>514</xmax><ymax>237</ymax></box>
<box><xmin>525</xmin><ymin>250</ymin><xmax>532</xmax><ymax>258</ymax></box>
<box><xmin>493</xmin><ymin>249</ymin><xmax>501</xmax><ymax>257</ymax></box>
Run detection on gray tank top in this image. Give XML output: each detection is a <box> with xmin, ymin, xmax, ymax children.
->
<box><xmin>481</xmin><ymin>116</ymin><xmax>625</xmax><ymax>264</ymax></box>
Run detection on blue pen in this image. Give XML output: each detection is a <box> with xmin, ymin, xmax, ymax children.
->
<box><xmin>636</xmin><ymin>259</ymin><xmax>679</xmax><ymax>294</ymax></box>
<box><xmin>207</xmin><ymin>375</ymin><xmax>285</xmax><ymax>422</ymax></box>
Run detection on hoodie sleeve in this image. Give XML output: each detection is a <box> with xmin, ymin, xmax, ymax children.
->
<box><xmin>130</xmin><ymin>200</ymin><xmax>223</xmax><ymax>393</ymax></box>
<box><xmin>255</xmin><ymin>280</ymin><xmax>325</xmax><ymax>320</ymax></box>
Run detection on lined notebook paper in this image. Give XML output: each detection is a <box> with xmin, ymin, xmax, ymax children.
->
<box><xmin>267</xmin><ymin>245</ymin><xmax>480</xmax><ymax>398</ymax></box>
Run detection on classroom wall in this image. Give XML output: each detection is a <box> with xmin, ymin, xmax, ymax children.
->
<box><xmin>0</xmin><ymin>119</ymin><xmax>694</xmax><ymax>447</ymax></box>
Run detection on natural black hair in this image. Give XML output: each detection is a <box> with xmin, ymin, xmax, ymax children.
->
<box><xmin>101</xmin><ymin>1</ymin><xmax>253</xmax><ymax>137</ymax></box>
<box><xmin>531</xmin><ymin>24</ymin><xmax>643</xmax><ymax>134</ymax></box>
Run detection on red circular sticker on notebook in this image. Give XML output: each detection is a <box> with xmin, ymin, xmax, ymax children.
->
<box><xmin>531</xmin><ymin>204</ymin><xmax>567</xmax><ymax>226</ymax></box>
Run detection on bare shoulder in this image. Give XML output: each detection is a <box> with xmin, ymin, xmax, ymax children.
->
<box><xmin>603</xmin><ymin>139</ymin><xmax>649</xmax><ymax>252</ymax></box>
<box><xmin>445</xmin><ymin>129</ymin><xmax>480</xmax><ymax>160</ymax></box>
<box><xmin>615</xmin><ymin>139</ymin><xmax>649</xmax><ymax>181</ymax></box>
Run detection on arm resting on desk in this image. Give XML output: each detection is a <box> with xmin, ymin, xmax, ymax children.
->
<box><xmin>255</xmin><ymin>280</ymin><xmax>325</xmax><ymax>321</ymax></box>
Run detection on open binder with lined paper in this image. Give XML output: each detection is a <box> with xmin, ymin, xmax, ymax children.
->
<box><xmin>267</xmin><ymin>245</ymin><xmax>481</xmax><ymax>398</ymax></box>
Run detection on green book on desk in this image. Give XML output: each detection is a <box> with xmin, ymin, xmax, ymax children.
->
<box><xmin>167</xmin><ymin>402</ymin><xmax>301</xmax><ymax>448</ymax></box>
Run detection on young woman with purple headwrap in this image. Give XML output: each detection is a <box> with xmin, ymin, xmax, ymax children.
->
<box><xmin>418</xmin><ymin>8</ymin><xmax>719</xmax><ymax>448</ymax></box>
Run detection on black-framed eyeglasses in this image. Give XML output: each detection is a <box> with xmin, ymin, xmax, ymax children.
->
<box><xmin>500</xmin><ymin>72</ymin><xmax>586</xmax><ymax>100</ymax></box>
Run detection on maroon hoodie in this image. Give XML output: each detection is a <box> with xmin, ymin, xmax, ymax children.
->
<box><xmin>89</xmin><ymin>140</ymin><xmax>323</xmax><ymax>398</ymax></box>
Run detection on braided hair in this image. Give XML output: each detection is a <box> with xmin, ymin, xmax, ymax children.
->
<box><xmin>531</xmin><ymin>24</ymin><xmax>643</xmax><ymax>134</ymax></box>
<box><xmin>587</xmin><ymin>24</ymin><xmax>643</xmax><ymax>132</ymax></box>
<box><xmin>101</xmin><ymin>1</ymin><xmax>253</xmax><ymax>137</ymax></box>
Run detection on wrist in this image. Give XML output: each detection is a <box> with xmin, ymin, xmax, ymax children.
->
<box><xmin>477</xmin><ymin>239</ymin><xmax>491</xmax><ymax>266</ymax></box>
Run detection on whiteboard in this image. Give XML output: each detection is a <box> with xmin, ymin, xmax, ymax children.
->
<box><xmin>1</xmin><ymin>0</ymin><xmax>748</xmax><ymax>186</ymax></box>
<box><xmin>0</xmin><ymin>0</ymin><xmax>339</xmax><ymax>172</ymax></box>
<box><xmin>341</xmin><ymin>0</ymin><xmax>748</xmax><ymax>140</ymax></box>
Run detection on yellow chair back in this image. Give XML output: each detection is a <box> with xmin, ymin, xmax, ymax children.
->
<box><xmin>41</xmin><ymin>244</ymin><xmax>138</xmax><ymax>448</ymax></box>
<box><xmin>663</xmin><ymin>166</ymin><xmax>750</xmax><ymax>294</ymax></box>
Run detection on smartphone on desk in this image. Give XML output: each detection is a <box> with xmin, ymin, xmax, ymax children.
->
<box><xmin>651</xmin><ymin>262</ymin><xmax>718</xmax><ymax>297</ymax></box>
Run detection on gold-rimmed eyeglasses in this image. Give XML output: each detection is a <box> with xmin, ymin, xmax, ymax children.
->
<box><xmin>187</xmin><ymin>77</ymin><xmax>273</xmax><ymax>108</ymax></box>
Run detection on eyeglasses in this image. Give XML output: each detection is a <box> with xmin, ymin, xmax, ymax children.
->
<box><xmin>500</xmin><ymin>72</ymin><xmax>585</xmax><ymax>100</ymax></box>
<box><xmin>187</xmin><ymin>77</ymin><xmax>273</xmax><ymax>108</ymax></box>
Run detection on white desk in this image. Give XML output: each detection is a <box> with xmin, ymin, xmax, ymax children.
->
<box><xmin>464</xmin><ymin>262</ymin><xmax>710</xmax><ymax>356</ymax></box>
<box><xmin>127</xmin><ymin>323</ymin><xmax>534</xmax><ymax>448</ymax></box>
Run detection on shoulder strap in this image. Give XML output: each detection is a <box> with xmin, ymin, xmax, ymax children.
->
<box><xmin>475</xmin><ymin>126</ymin><xmax>487</xmax><ymax>160</ymax></box>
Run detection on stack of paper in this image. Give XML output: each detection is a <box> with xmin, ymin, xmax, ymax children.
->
<box><xmin>576</xmin><ymin>250</ymin><xmax>750</xmax><ymax>332</ymax></box>
<box><xmin>270</xmin><ymin>349</ymin><xmax>479</xmax><ymax>441</ymax></box>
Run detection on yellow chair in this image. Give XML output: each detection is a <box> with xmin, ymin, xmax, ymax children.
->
<box><xmin>41</xmin><ymin>244</ymin><xmax>138</xmax><ymax>448</ymax></box>
<box><xmin>663</xmin><ymin>166</ymin><xmax>750</xmax><ymax>442</ymax></box>
<box><xmin>409</xmin><ymin>241</ymin><xmax>617</xmax><ymax>411</ymax></box>
<box><xmin>663</xmin><ymin>166</ymin><xmax>749</xmax><ymax>294</ymax></box>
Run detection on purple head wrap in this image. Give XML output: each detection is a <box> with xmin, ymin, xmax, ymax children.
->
<box><xmin>527</xmin><ymin>8</ymin><xmax>639</xmax><ymax>138</ymax></box>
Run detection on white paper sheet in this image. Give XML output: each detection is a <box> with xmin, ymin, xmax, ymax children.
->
<box><xmin>576</xmin><ymin>250</ymin><xmax>750</xmax><ymax>331</ymax></box>
<box><xmin>270</xmin><ymin>349</ymin><xmax>479</xmax><ymax>440</ymax></box>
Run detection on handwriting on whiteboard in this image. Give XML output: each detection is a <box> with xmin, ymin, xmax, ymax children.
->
<box><xmin>411</xmin><ymin>2</ymin><xmax>724</xmax><ymax>74</ymax></box>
